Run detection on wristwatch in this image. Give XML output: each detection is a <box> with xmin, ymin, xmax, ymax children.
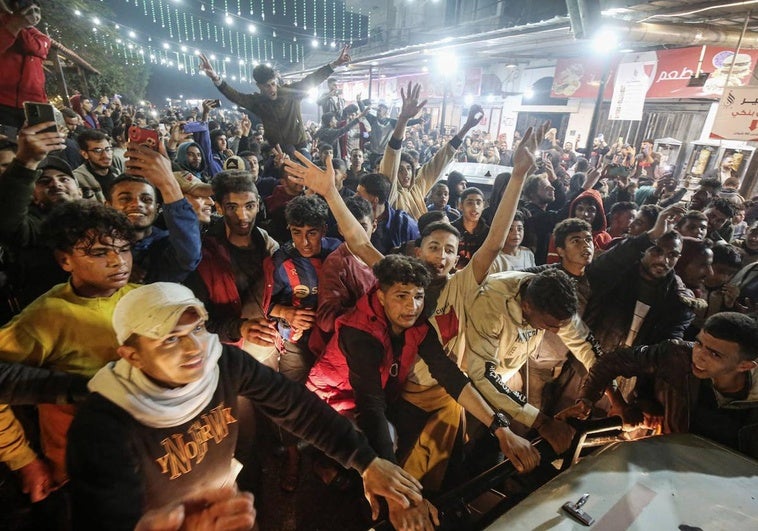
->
<box><xmin>488</xmin><ymin>411</ymin><xmax>510</xmax><ymax>436</ymax></box>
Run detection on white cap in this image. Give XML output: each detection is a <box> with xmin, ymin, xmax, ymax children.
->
<box><xmin>113</xmin><ymin>283</ymin><xmax>208</xmax><ymax>345</ymax></box>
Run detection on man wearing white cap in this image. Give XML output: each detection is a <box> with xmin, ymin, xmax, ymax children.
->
<box><xmin>66</xmin><ymin>282</ymin><xmax>424</xmax><ymax>530</ymax></box>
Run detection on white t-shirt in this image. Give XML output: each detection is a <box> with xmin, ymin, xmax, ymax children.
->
<box><xmin>490</xmin><ymin>247</ymin><xmax>536</xmax><ymax>273</ymax></box>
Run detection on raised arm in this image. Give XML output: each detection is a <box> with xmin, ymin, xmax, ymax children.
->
<box><xmin>469</xmin><ymin>121</ymin><xmax>547</xmax><ymax>283</ymax></box>
<box><xmin>379</xmin><ymin>82</ymin><xmax>427</xmax><ymax>196</ymax></box>
<box><xmin>125</xmin><ymin>142</ymin><xmax>202</xmax><ymax>280</ymax></box>
<box><xmin>0</xmin><ymin>122</ymin><xmax>67</xmax><ymax>245</ymax></box>
<box><xmin>285</xmin><ymin>152</ymin><xmax>384</xmax><ymax>267</ymax></box>
<box><xmin>198</xmin><ymin>53</ymin><xmax>258</xmax><ymax>110</ymax></box>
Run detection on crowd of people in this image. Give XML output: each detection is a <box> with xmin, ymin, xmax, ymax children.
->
<box><xmin>0</xmin><ymin>6</ymin><xmax>756</xmax><ymax>530</ymax></box>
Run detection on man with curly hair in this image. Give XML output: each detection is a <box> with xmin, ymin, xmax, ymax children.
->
<box><xmin>0</xmin><ymin>201</ymin><xmax>137</xmax><ymax>503</ymax></box>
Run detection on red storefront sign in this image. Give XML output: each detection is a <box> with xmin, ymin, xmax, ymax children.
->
<box><xmin>551</xmin><ymin>46</ymin><xmax>758</xmax><ymax>101</ymax></box>
<box><xmin>648</xmin><ymin>46</ymin><xmax>758</xmax><ymax>99</ymax></box>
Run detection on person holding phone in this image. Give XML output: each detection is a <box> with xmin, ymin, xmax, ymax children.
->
<box><xmin>0</xmin><ymin>120</ymin><xmax>71</xmax><ymax>309</ymax></box>
<box><xmin>0</xmin><ymin>0</ymin><xmax>47</xmax><ymax>128</ymax></box>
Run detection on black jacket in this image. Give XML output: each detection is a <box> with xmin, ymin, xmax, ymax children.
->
<box><xmin>583</xmin><ymin>233</ymin><xmax>695</xmax><ymax>353</ymax></box>
<box><xmin>67</xmin><ymin>344</ymin><xmax>378</xmax><ymax>530</ymax></box>
<box><xmin>581</xmin><ymin>339</ymin><xmax>758</xmax><ymax>459</ymax></box>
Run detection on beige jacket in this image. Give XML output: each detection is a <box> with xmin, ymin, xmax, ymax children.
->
<box><xmin>464</xmin><ymin>271</ymin><xmax>602</xmax><ymax>427</ymax></box>
<box><xmin>380</xmin><ymin>141</ymin><xmax>457</xmax><ymax>219</ymax></box>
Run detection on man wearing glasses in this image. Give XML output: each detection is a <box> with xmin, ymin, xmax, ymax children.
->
<box><xmin>73</xmin><ymin>129</ymin><xmax>124</xmax><ymax>202</ymax></box>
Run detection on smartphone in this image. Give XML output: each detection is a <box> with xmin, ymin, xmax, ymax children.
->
<box><xmin>211</xmin><ymin>99</ymin><xmax>221</xmax><ymax>108</ymax></box>
<box><xmin>183</xmin><ymin>121</ymin><xmax>208</xmax><ymax>134</ymax></box>
<box><xmin>0</xmin><ymin>124</ymin><xmax>18</xmax><ymax>142</ymax></box>
<box><xmin>24</xmin><ymin>102</ymin><xmax>59</xmax><ymax>133</ymax></box>
<box><xmin>128</xmin><ymin>125</ymin><xmax>160</xmax><ymax>151</ymax></box>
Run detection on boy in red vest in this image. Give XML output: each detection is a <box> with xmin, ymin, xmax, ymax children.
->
<box><xmin>329</xmin><ymin>254</ymin><xmax>538</xmax><ymax>528</ymax></box>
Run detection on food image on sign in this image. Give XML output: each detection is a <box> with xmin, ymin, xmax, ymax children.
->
<box><xmin>704</xmin><ymin>52</ymin><xmax>754</xmax><ymax>94</ymax></box>
<box><xmin>553</xmin><ymin>62</ymin><xmax>584</xmax><ymax>97</ymax></box>
<box><xmin>692</xmin><ymin>148</ymin><xmax>712</xmax><ymax>175</ymax></box>
<box><xmin>730</xmin><ymin>151</ymin><xmax>744</xmax><ymax>172</ymax></box>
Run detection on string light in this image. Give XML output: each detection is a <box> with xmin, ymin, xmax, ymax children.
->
<box><xmin>69</xmin><ymin>2</ymin><xmax>368</xmax><ymax>81</ymax></box>
<box><xmin>158</xmin><ymin>0</ymin><xmax>166</xmax><ymax>28</ymax></box>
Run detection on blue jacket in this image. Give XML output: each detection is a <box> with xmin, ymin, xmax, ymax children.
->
<box><xmin>131</xmin><ymin>199</ymin><xmax>202</xmax><ymax>283</ymax></box>
<box><xmin>371</xmin><ymin>203</ymin><xmax>420</xmax><ymax>255</ymax></box>
<box><xmin>264</xmin><ymin>237</ymin><xmax>341</xmax><ymax>342</ymax></box>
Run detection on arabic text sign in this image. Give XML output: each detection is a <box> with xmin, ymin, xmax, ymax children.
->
<box><xmin>710</xmin><ymin>86</ymin><xmax>758</xmax><ymax>141</ymax></box>
<box><xmin>648</xmin><ymin>46</ymin><xmax>758</xmax><ymax>99</ymax></box>
<box><xmin>609</xmin><ymin>62</ymin><xmax>650</xmax><ymax>121</ymax></box>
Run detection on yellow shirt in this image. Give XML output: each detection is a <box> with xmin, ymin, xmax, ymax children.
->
<box><xmin>0</xmin><ymin>281</ymin><xmax>138</xmax><ymax>481</ymax></box>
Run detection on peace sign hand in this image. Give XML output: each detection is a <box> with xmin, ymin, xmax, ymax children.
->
<box><xmin>198</xmin><ymin>53</ymin><xmax>218</xmax><ymax>80</ymax></box>
<box><xmin>332</xmin><ymin>44</ymin><xmax>351</xmax><ymax>67</ymax></box>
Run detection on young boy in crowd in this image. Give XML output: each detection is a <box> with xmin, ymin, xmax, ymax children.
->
<box><xmin>698</xmin><ymin>243</ymin><xmax>744</xmax><ymax>319</ymax></box>
<box><xmin>426</xmin><ymin>182</ymin><xmax>461</xmax><ymax>222</ymax></box>
<box><xmin>263</xmin><ymin>194</ymin><xmax>341</xmax><ymax>490</ymax></box>
<box><xmin>264</xmin><ymin>195</ymin><xmax>341</xmax><ymax>380</ymax></box>
<box><xmin>703</xmin><ymin>198</ymin><xmax>737</xmax><ymax>242</ymax></box>
<box><xmin>490</xmin><ymin>210</ymin><xmax>535</xmax><ymax>272</ymax></box>
<box><xmin>606</xmin><ymin>201</ymin><xmax>637</xmax><ymax>239</ymax></box>
<box><xmin>451</xmin><ymin>187</ymin><xmax>489</xmax><ymax>269</ymax></box>
<box><xmin>676</xmin><ymin>210</ymin><xmax>709</xmax><ymax>241</ymax></box>
<box><xmin>66</xmin><ymin>282</ymin><xmax>425</xmax><ymax>530</ymax></box>
<box><xmin>0</xmin><ymin>201</ymin><xmax>137</xmax><ymax>497</ymax></box>
<box><xmin>559</xmin><ymin>312</ymin><xmax>758</xmax><ymax>459</ymax></box>
<box><xmin>546</xmin><ymin>188</ymin><xmax>610</xmax><ymax>263</ymax></box>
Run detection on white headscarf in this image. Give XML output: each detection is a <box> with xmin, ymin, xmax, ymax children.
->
<box><xmin>88</xmin><ymin>335</ymin><xmax>223</xmax><ymax>428</ymax></box>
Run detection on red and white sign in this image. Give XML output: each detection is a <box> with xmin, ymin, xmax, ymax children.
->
<box><xmin>551</xmin><ymin>46</ymin><xmax>758</xmax><ymax>101</ymax></box>
<box><xmin>551</xmin><ymin>57</ymin><xmax>617</xmax><ymax>99</ymax></box>
<box><xmin>710</xmin><ymin>86</ymin><xmax>758</xmax><ymax>141</ymax></box>
<box><xmin>648</xmin><ymin>46</ymin><xmax>758</xmax><ymax>99</ymax></box>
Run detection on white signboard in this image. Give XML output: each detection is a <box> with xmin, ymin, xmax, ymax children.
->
<box><xmin>710</xmin><ymin>86</ymin><xmax>758</xmax><ymax>141</ymax></box>
<box><xmin>608</xmin><ymin>62</ymin><xmax>649</xmax><ymax>121</ymax></box>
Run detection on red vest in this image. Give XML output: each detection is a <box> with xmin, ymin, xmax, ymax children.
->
<box><xmin>307</xmin><ymin>286</ymin><xmax>429</xmax><ymax>414</ymax></box>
